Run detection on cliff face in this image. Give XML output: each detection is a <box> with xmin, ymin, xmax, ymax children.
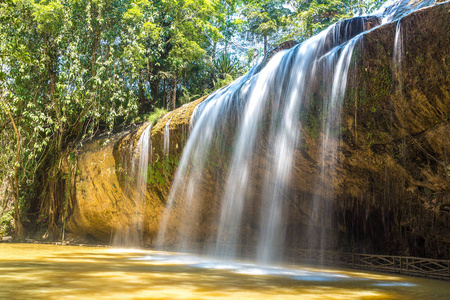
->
<box><xmin>68</xmin><ymin>3</ymin><xmax>450</xmax><ymax>258</ymax></box>
<box><xmin>66</xmin><ymin>130</ymin><xmax>164</xmax><ymax>244</ymax></box>
<box><xmin>337</xmin><ymin>2</ymin><xmax>450</xmax><ymax>257</ymax></box>
<box><xmin>67</xmin><ymin>97</ymin><xmax>206</xmax><ymax>245</ymax></box>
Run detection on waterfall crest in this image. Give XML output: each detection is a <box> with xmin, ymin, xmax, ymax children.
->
<box><xmin>155</xmin><ymin>0</ymin><xmax>438</xmax><ymax>263</ymax></box>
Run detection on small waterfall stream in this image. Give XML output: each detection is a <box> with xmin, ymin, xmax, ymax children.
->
<box><xmin>306</xmin><ymin>38</ymin><xmax>359</xmax><ymax>259</ymax></box>
<box><xmin>163</xmin><ymin>118</ymin><xmax>172</xmax><ymax>156</ymax></box>
<box><xmin>113</xmin><ymin>124</ymin><xmax>152</xmax><ymax>247</ymax></box>
<box><xmin>154</xmin><ymin>0</ymin><xmax>438</xmax><ymax>263</ymax></box>
<box><xmin>393</xmin><ymin>21</ymin><xmax>403</xmax><ymax>71</ymax></box>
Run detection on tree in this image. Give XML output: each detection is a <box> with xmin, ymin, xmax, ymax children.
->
<box><xmin>0</xmin><ymin>92</ymin><xmax>24</xmax><ymax>237</ymax></box>
<box><xmin>243</xmin><ymin>0</ymin><xmax>290</xmax><ymax>55</ymax></box>
<box><xmin>287</xmin><ymin>0</ymin><xmax>385</xmax><ymax>39</ymax></box>
<box><xmin>0</xmin><ymin>0</ymin><xmax>227</xmax><ymax>239</ymax></box>
<box><xmin>0</xmin><ymin>0</ymin><xmax>140</xmax><ymax>238</ymax></box>
<box><xmin>0</xmin><ymin>0</ymin><xmax>32</xmax><ymax>237</ymax></box>
<box><xmin>122</xmin><ymin>0</ymin><xmax>222</xmax><ymax>111</ymax></box>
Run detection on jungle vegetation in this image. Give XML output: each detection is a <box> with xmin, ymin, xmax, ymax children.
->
<box><xmin>0</xmin><ymin>0</ymin><xmax>383</xmax><ymax>238</ymax></box>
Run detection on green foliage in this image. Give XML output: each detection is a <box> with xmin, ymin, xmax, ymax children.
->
<box><xmin>147</xmin><ymin>154</ymin><xmax>179</xmax><ymax>187</ymax></box>
<box><xmin>372</xmin><ymin>65</ymin><xmax>392</xmax><ymax>99</ymax></box>
<box><xmin>0</xmin><ymin>0</ymin><xmax>231</xmax><ymax>231</ymax></box>
<box><xmin>146</xmin><ymin>108</ymin><xmax>168</xmax><ymax>125</ymax></box>
<box><xmin>179</xmin><ymin>87</ymin><xmax>200</xmax><ymax>106</ymax></box>
<box><xmin>282</xmin><ymin>0</ymin><xmax>385</xmax><ymax>42</ymax></box>
<box><xmin>0</xmin><ymin>210</ymin><xmax>13</xmax><ymax>235</ymax></box>
<box><xmin>216</xmin><ymin>74</ymin><xmax>235</xmax><ymax>89</ymax></box>
<box><xmin>36</xmin><ymin>214</ymin><xmax>47</xmax><ymax>225</ymax></box>
<box><xmin>243</xmin><ymin>0</ymin><xmax>290</xmax><ymax>53</ymax></box>
<box><xmin>214</xmin><ymin>52</ymin><xmax>243</xmax><ymax>79</ymax></box>
<box><xmin>32</xmin><ymin>1</ymin><xmax>65</xmax><ymax>34</ymax></box>
<box><xmin>305</xmin><ymin>115</ymin><xmax>321</xmax><ymax>138</ymax></box>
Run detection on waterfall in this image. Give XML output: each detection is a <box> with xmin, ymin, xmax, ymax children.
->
<box><xmin>306</xmin><ymin>38</ymin><xmax>359</xmax><ymax>262</ymax></box>
<box><xmin>163</xmin><ymin>118</ymin><xmax>171</xmax><ymax>156</ymax></box>
<box><xmin>113</xmin><ymin>124</ymin><xmax>152</xmax><ymax>247</ymax></box>
<box><xmin>155</xmin><ymin>0</ymin><xmax>437</xmax><ymax>262</ymax></box>
<box><xmin>380</xmin><ymin>0</ymin><xmax>435</xmax><ymax>23</ymax></box>
<box><xmin>156</xmin><ymin>24</ymin><xmax>364</xmax><ymax>259</ymax></box>
<box><xmin>393</xmin><ymin>19</ymin><xmax>405</xmax><ymax>109</ymax></box>
<box><xmin>393</xmin><ymin>20</ymin><xmax>403</xmax><ymax>71</ymax></box>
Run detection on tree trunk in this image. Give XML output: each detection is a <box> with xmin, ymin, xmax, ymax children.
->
<box><xmin>150</xmin><ymin>78</ymin><xmax>161</xmax><ymax>107</ymax></box>
<box><xmin>212</xmin><ymin>41</ymin><xmax>217</xmax><ymax>61</ymax></box>
<box><xmin>138</xmin><ymin>82</ymin><xmax>146</xmax><ymax>113</ymax></box>
<box><xmin>172</xmin><ymin>74</ymin><xmax>177</xmax><ymax>110</ymax></box>
<box><xmin>264</xmin><ymin>34</ymin><xmax>267</xmax><ymax>56</ymax></box>
<box><xmin>0</xmin><ymin>96</ymin><xmax>24</xmax><ymax>237</ymax></box>
<box><xmin>44</xmin><ymin>177</ymin><xmax>58</xmax><ymax>240</ymax></box>
<box><xmin>11</xmin><ymin>115</ymin><xmax>23</xmax><ymax>237</ymax></box>
<box><xmin>45</xmin><ymin>35</ymin><xmax>63</xmax><ymax>154</ymax></box>
<box><xmin>44</xmin><ymin>36</ymin><xmax>63</xmax><ymax>240</ymax></box>
<box><xmin>162</xmin><ymin>78</ymin><xmax>166</xmax><ymax>109</ymax></box>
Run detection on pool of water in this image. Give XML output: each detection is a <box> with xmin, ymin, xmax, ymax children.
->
<box><xmin>0</xmin><ymin>243</ymin><xmax>448</xmax><ymax>299</ymax></box>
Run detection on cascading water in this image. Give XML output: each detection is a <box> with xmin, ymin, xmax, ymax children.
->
<box><xmin>380</xmin><ymin>0</ymin><xmax>436</xmax><ymax>23</ymax></box>
<box><xmin>113</xmin><ymin>124</ymin><xmax>152</xmax><ymax>247</ymax></box>
<box><xmin>393</xmin><ymin>20</ymin><xmax>403</xmax><ymax>71</ymax></box>
<box><xmin>155</xmin><ymin>0</ymin><xmax>437</xmax><ymax>263</ymax></box>
<box><xmin>156</xmin><ymin>27</ymin><xmax>362</xmax><ymax>261</ymax></box>
<box><xmin>163</xmin><ymin>118</ymin><xmax>171</xmax><ymax>156</ymax></box>
<box><xmin>306</xmin><ymin>38</ymin><xmax>359</xmax><ymax>261</ymax></box>
<box><xmin>393</xmin><ymin>19</ymin><xmax>405</xmax><ymax>109</ymax></box>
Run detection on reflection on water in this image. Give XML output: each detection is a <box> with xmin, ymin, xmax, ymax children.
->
<box><xmin>0</xmin><ymin>244</ymin><xmax>448</xmax><ymax>299</ymax></box>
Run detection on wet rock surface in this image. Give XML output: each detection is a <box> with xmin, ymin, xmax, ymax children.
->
<box><xmin>68</xmin><ymin>3</ymin><xmax>450</xmax><ymax>259</ymax></box>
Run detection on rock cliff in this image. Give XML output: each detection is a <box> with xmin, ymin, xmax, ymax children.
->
<box><xmin>68</xmin><ymin>2</ymin><xmax>450</xmax><ymax>258</ymax></box>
